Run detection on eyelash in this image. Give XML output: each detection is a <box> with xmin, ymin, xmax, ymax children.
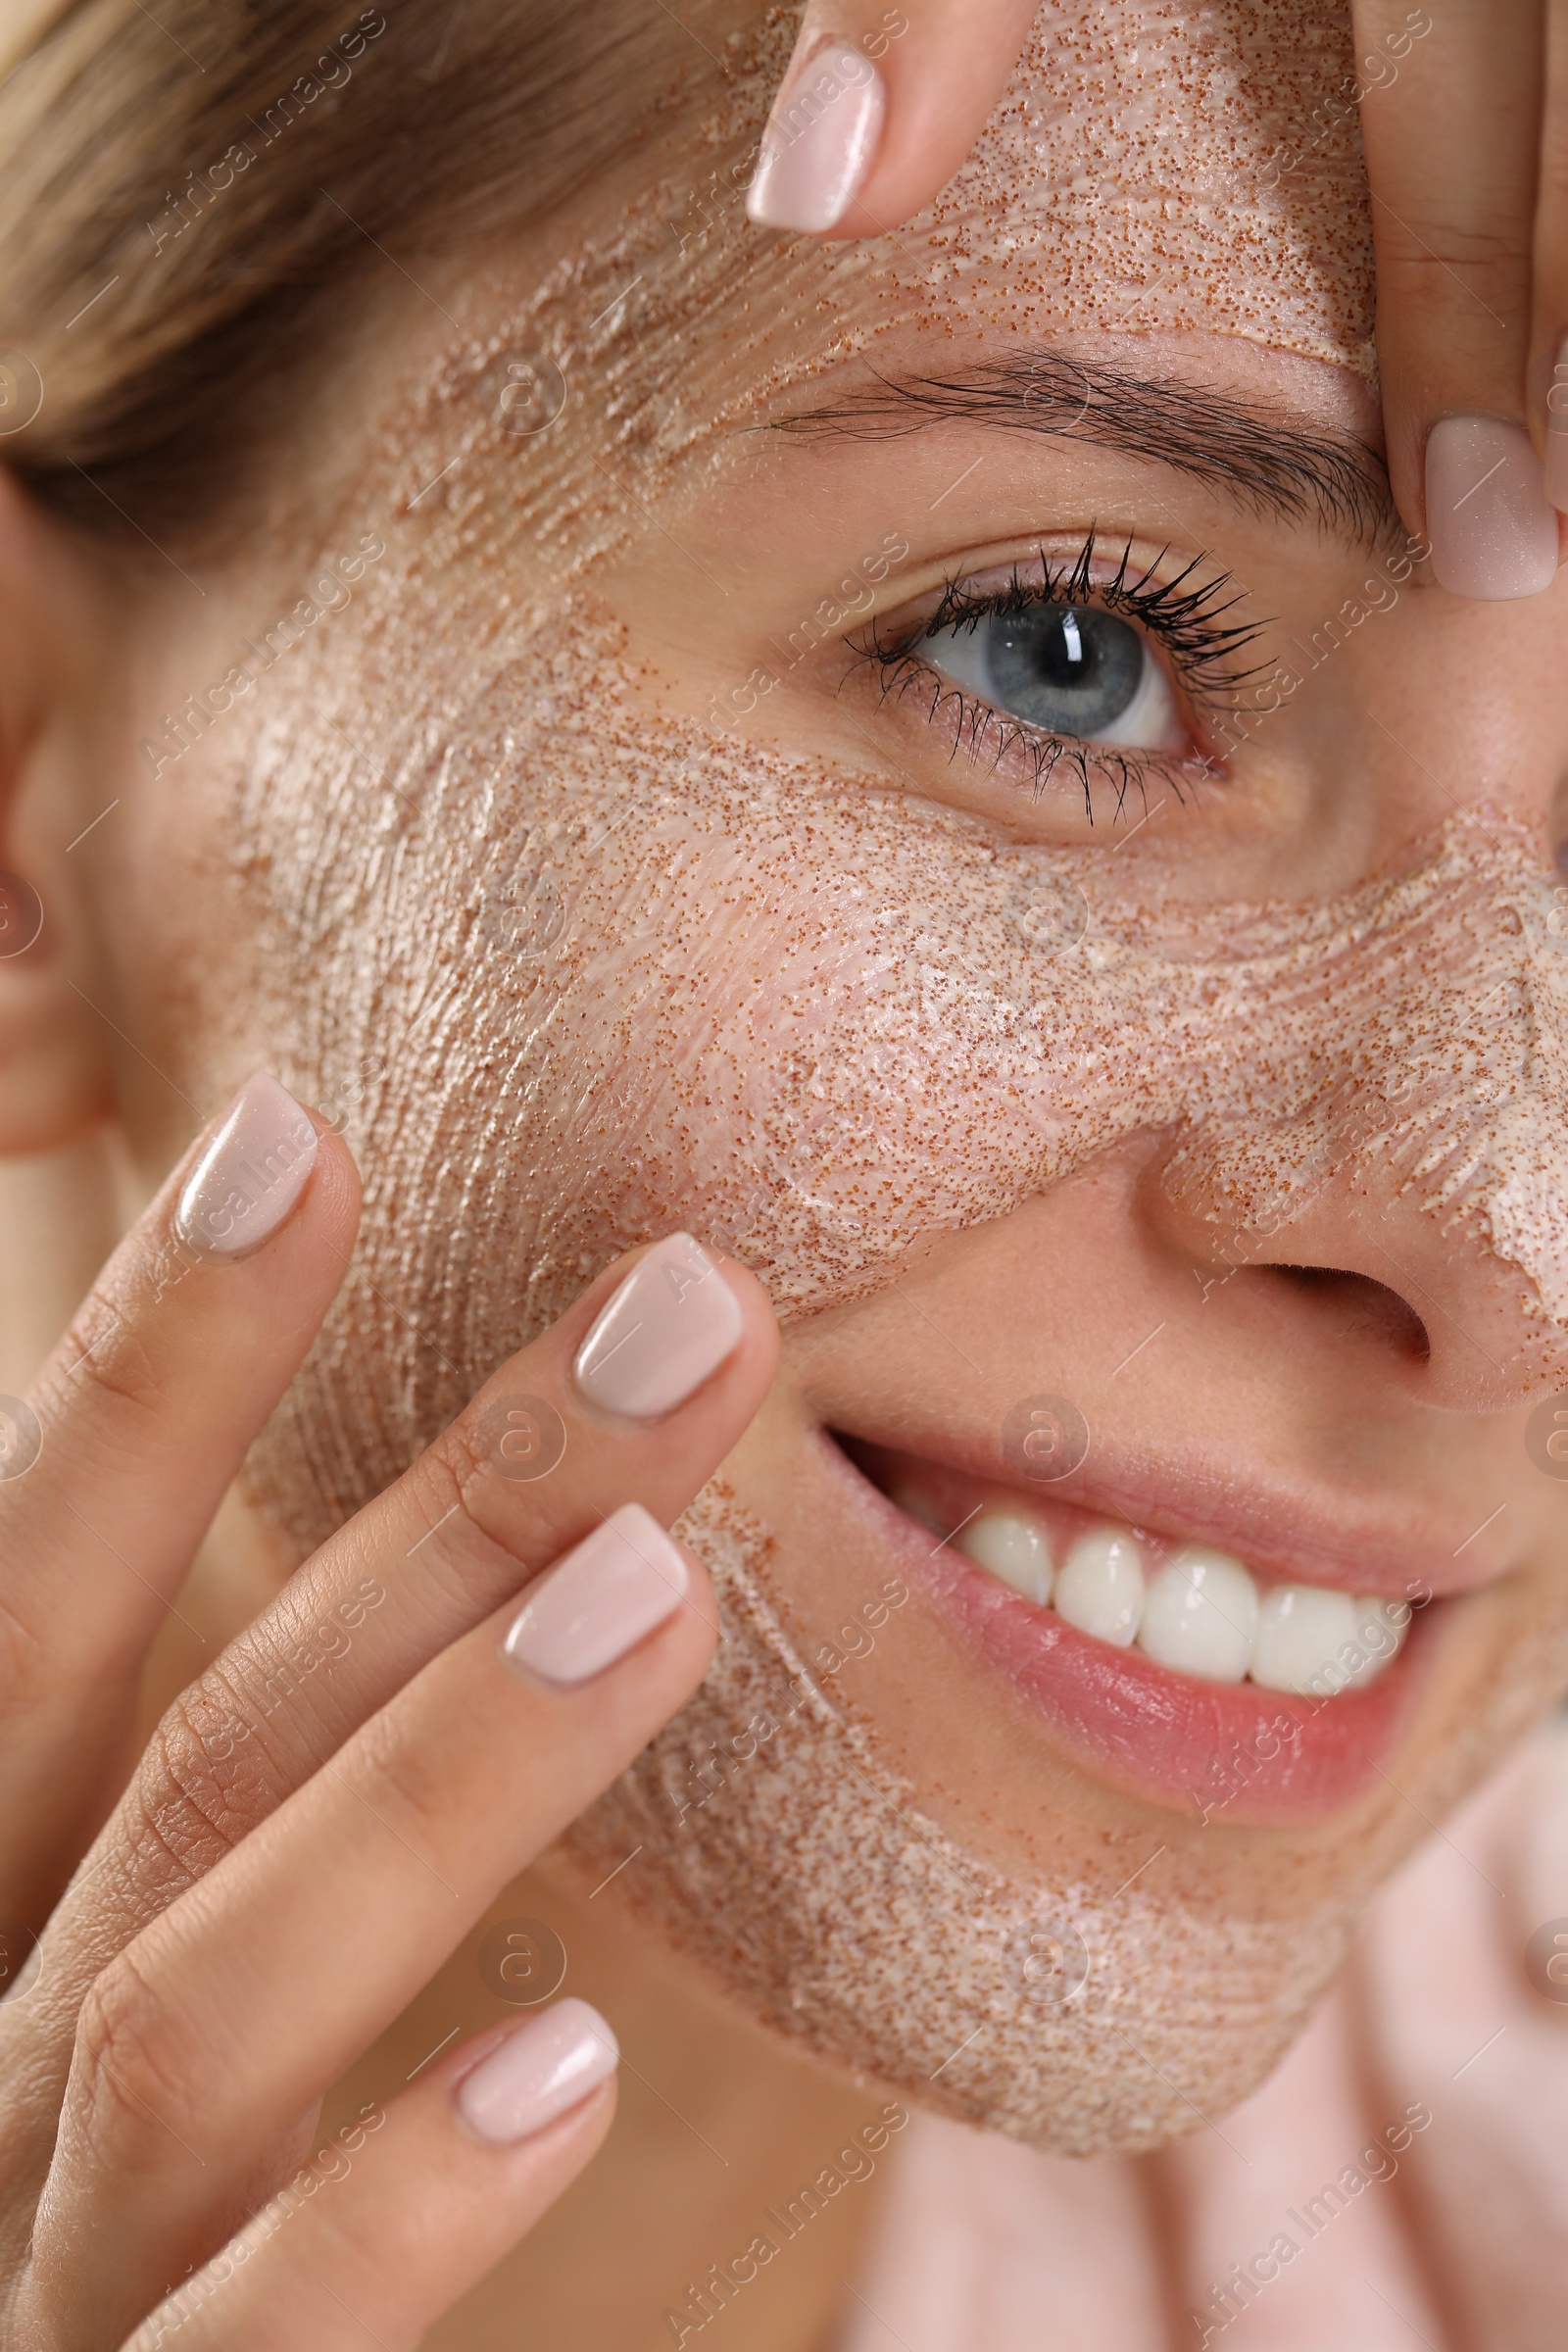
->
<box><xmin>850</xmin><ymin>529</ymin><xmax>1270</xmax><ymax>822</ymax></box>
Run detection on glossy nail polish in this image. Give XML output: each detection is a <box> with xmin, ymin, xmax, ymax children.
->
<box><xmin>456</xmin><ymin>1998</ymin><xmax>618</xmax><ymax>2144</ymax></box>
<box><xmin>573</xmin><ymin>1233</ymin><xmax>742</xmax><ymax>1419</ymax></box>
<box><xmin>1545</xmin><ymin>341</ymin><xmax>1568</xmax><ymax>515</ymax></box>
<box><xmin>1425</xmin><ymin>415</ymin><xmax>1558</xmax><ymax>599</ymax></box>
<box><xmin>173</xmin><ymin>1072</ymin><xmax>318</xmax><ymax>1255</ymax></box>
<box><xmin>746</xmin><ymin>37</ymin><xmax>886</xmax><ymax>233</ymax></box>
<box><xmin>502</xmin><ymin>1502</ymin><xmax>689</xmax><ymax>1684</ymax></box>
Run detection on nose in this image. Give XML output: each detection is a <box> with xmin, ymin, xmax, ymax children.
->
<box><xmin>1152</xmin><ymin>822</ymin><xmax>1568</xmax><ymax>1412</ymax></box>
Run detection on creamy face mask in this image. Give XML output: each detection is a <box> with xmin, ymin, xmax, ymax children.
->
<box><xmin>114</xmin><ymin>0</ymin><xmax>1566</xmax><ymax>2151</ymax></box>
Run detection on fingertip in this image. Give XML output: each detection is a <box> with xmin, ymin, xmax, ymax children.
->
<box><xmin>453</xmin><ymin>1997</ymin><xmax>621</xmax><ymax>2148</ymax></box>
<box><xmin>1423</xmin><ymin>415</ymin><xmax>1559</xmax><ymax>600</ymax></box>
<box><xmin>568</xmin><ymin>1234</ymin><xmax>777</xmax><ymax>1426</ymax></box>
<box><xmin>747</xmin><ymin>3</ymin><xmax>1038</xmax><ymax>243</ymax></box>
<box><xmin>709</xmin><ymin>1245</ymin><xmax>782</xmax><ymax>1376</ymax></box>
<box><xmin>296</xmin><ymin>1103</ymin><xmax>364</xmax><ymax>1253</ymax></box>
<box><xmin>671</xmin><ymin>1539</ymin><xmax>723</xmax><ymax>1652</ymax></box>
<box><xmin>746</xmin><ymin>34</ymin><xmax>886</xmax><ymax>235</ymax></box>
<box><xmin>170</xmin><ymin>1071</ymin><xmax>363</xmax><ymax>1263</ymax></box>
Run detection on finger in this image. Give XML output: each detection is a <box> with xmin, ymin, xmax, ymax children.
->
<box><xmin>2</xmin><ymin>1237</ymin><xmax>773</xmax><ymax>2194</ymax></box>
<box><xmin>744</xmin><ymin>0</ymin><xmax>1040</xmax><ymax>240</ymax></box>
<box><xmin>120</xmin><ymin>2003</ymin><xmax>618</xmax><ymax>2352</ymax></box>
<box><xmin>1531</xmin><ymin>0</ymin><xmax>1568</xmax><ymax>510</ymax></box>
<box><xmin>72</xmin><ymin>1234</ymin><xmax>769</xmax><ymax>1941</ymax></box>
<box><xmin>1353</xmin><ymin>0</ymin><xmax>1560</xmax><ymax>597</ymax></box>
<box><xmin>32</xmin><ymin>1513</ymin><xmax>711</xmax><ymax>2337</ymax></box>
<box><xmin>0</xmin><ymin>1073</ymin><xmax>358</xmax><ymax>1924</ymax></box>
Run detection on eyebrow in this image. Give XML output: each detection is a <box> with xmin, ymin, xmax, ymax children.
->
<box><xmin>771</xmin><ymin>349</ymin><xmax>1403</xmax><ymax>553</ymax></box>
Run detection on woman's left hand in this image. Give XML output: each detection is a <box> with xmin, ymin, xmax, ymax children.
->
<box><xmin>746</xmin><ymin>1</ymin><xmax>1568</xmax><ymax>600</ymax></box>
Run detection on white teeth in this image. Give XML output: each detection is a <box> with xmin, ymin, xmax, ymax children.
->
<box><xmin>956</xmin><ymin>1512</ymin><xmax>1054</xmax><ymax>1606</ymax></box>
<box><xmin>900</xmin><ymin>1474</ymin><xmax>1414</xmax><ymax>1695</ymax></box>
<box><xmin>1346</xmin><ymin>1594</ymin><xmax>1411</xmax><ymax>1688</ymax></box>
<box><xmin>1054</xmin><ymin>1527</ymin><xmax>1145</xmax><ymax>1646</ymax></box>
<box><xmin>1250</xmin><ymin>1583</ymin><xmax>1358</xmax><ymax>1694</ymax></box>
<box><xmin>1138</xmin><ymin>1545</ymin><xmax>1258</xmax><ymax>1682</ymax></box>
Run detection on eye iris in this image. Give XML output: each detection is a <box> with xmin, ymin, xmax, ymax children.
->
<box><xmin>982</xmin><ymin>605</ymin><xmax>1146</xmax><ymax>736</ymax></box>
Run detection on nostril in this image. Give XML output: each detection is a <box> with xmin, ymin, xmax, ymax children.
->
<box><xmin>1270</xmin><ymin>1264</ymin><xmax>1432</xmax><ymax>1362</ymax></box>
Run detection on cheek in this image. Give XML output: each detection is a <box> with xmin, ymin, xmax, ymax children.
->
<box><xmin>466</xmin><ymin>719</ymin><xmax>1568</xmax><ymax>1366</ymax></box>
<box><xmin>480</xmin><ymin>790</ymin><xmax>1110</xmax><ymax>1317</ymax></box>
<box><xmin>504</xmin><ymin>814</ymin><xmax>1005</xmax><ymax>1289</ymax></box>
<box><xmin>147</xmin><ymin>600</ymin><xmax>1568</xmax><ymax>1557</ymax></box>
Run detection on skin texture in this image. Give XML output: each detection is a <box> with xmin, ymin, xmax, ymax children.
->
<box><xmin>14</xmin><ymin>0</ymin><xmax>1568</xmax><ymax>2313</ymax></box>
<box><xmin>768</xmin><ymin>0</ymin><xmax>1568</xmax><ymax>565</ymax></box>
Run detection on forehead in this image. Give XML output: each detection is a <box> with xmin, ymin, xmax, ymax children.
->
<box><xmin>439</xmin><ymin>1</ymin><xmax>1375</xmax><ymax>513</ymax></box>
<box><xmin>925</xmin><ymin>0</ymin><xmax>1375</xmax><ymax>372</ymax></box>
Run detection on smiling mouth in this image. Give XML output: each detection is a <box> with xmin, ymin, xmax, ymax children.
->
<box><xmin>826</xmin><ymin>1433</ymin><xmax>1440</xmax><ymax>1825</ymax></box>
<box><xmin>877</xmin><ymin>1453</ymin><xmax>1411</xmax><ymax>1692</ymax></box>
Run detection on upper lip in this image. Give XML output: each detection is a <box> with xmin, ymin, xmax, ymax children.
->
<box><xmin>825</xmin><ymin>1410</ymin><xmax>1510</xmax><ymax>1600</ymax></box>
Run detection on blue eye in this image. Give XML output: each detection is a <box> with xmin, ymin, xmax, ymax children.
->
<box><xmin>911</xmin><ymin>602</ymin><xmax>1182</xmax><ymax>751</ymax></box>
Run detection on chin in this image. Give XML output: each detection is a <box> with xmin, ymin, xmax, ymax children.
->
<box><xmin>564</xmin><ymin>1480</ymin><xmax>1362</xmax><ymax>2158</ymax></box>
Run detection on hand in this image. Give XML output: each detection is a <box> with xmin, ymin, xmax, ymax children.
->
<box><xmin>745</xmin><ymin>2</ymin><xmax>1568</xmax><ymax>603</ymax></box>
<box><xmin>1349</xmin><ymin>0</ymin><xmax>1565</xmax><ymax>600</ymax></box>
<box><xmin>0</xmin><ymin>1073</ymin><xmax>778</xmax><ymax>2348</ymax></box>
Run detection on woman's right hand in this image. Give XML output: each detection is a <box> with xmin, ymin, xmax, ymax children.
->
<box><xmin>0</xmin><ymin>1072</ymin><xmax>779</xmax><ymax>2349</ymax></box>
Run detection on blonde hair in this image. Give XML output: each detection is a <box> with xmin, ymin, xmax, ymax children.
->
<box><xmin>0</xmin><ymin>0</ymin><xmax>744</xmax><ymax>543</ymax></box>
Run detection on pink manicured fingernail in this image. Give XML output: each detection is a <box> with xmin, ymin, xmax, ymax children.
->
<box><xmin>173</xmin><ymin>1072</ymin><xmax>318</xmax><ymax>1255</ymax></box>
<box><xmin>502</xmin><ymin>1502</ymin><xmax>689</xmax><ymax>1685</ymax></box>
<box><xmin>1425</xmin><ymin>415</ymin><xmax>1558</xmax><ymax>599</ymax></box>
<box><xmin>457</xmin><ymin>1998</ymin><xmax>618</xmax><ymax>2144</ymax></box>
<box><xmin>746</xmin><ymin>37</ymin><xmax>886</xmax><ymax>233</ymax></box>
<box><xmin>1544</xmin><ymin>340</ymin><xmax>1568</xmax><ymax>514</ymax></box>
<box><xmin>573</xmin><ymin>1233</ymin><xmax>743</xmax><ymax>1419</ymax></box>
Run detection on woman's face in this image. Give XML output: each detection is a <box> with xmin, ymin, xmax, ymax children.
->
<box><xmin>70</xmin><ymin>2</ymin><xmax>1568</xmax><ymax>2152</ymax></box>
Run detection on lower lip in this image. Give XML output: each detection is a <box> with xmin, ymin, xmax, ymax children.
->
<box><xmin>826</xmin><ymin>1440</ymin><xmax>1433</xmax><ymax>1825</ymax></box>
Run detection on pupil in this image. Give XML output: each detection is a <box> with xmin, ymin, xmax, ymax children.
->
<box><xmin>983</xmin><ymin>603</ymin><xmax>1145</xmax><ymax>736</ymax></box>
